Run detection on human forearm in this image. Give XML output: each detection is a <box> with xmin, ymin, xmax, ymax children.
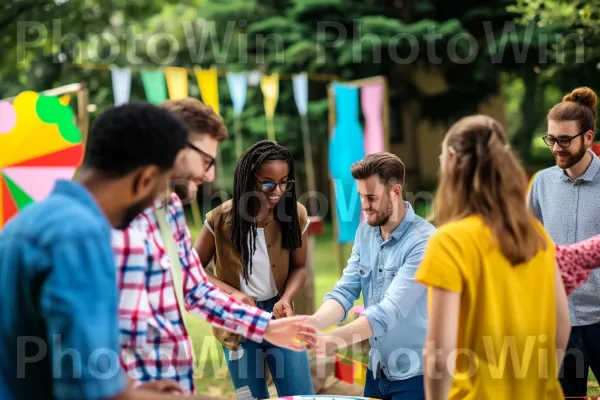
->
<box><xmin>205</xmin><ymin>270</ymin><xmax>236</xmax><ymax>295</ymax></box>
<box><xmin>311</xmin><ymin>299</ymin><xmax>346</xmax><ymax>331</ymax></box>
<box><xmin>423</xmin><ymin>339</ymin><xmax>453</xmax><ymax>400</ymax></box>
<box><xmin>281</xmin><ymin>265</ymin><xmax>306</xmax><ymax>302</ymax></box>
<box><xmin>324</xmin><ymin>316</ymin><xmax>373</xmax><ymax>349</ymax></box>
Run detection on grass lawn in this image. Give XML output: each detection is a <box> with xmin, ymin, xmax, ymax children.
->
<box><xmin>184</xmin><ymin>206</ymin><xmax>600</xmax><ymax>397</ymax></box>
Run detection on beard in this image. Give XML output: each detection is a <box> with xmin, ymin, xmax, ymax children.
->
<box><xmin>366</xmin><ymin>200</ymin><xmax>394</xmax><ymax>227</ymax></box>
<box><xmin>116</xmin><ymin>193</ymin><xmax>156</xmax><ymax>230</ymax></box>
<box><xmin>555</xmin><ymin>145</ymin><xmax>587</xmax><ymax>169</ymax></box>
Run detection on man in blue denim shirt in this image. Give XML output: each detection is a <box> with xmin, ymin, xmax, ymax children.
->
<box><xmin>311</xmin><ymin>153</ymin><xmax>435</xmax><ymax>400</ymax></box>
<box><xmin>0</xmin><ymin>104</ymin><xmax>190</xmax><ymax>400</ymax></box>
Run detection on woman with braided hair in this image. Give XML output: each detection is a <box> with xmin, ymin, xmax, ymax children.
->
<box><xmin>194</xmin><ymin>140</ymin><xmax>313</xmax><ymax>399</ymax></box>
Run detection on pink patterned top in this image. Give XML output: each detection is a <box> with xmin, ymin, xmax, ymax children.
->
<box><xmin>556</xmin><ymin>234</ymin><xmax>600</xmax><ymax>295</ymax></box>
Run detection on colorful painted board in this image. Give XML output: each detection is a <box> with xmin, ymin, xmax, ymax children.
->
<box><xmin>0</xmin><ymin>92</ymin><xmax>84</xmax><ymax>229</ymax></box>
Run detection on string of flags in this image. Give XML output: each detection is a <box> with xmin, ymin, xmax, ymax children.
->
<box><xmin>83</xmin><ymin>63</ymin><xmax>320</xmax><ymax>156</ymax></box>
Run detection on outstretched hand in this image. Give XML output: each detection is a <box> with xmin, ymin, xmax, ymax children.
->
<box><xmin>263</xmin><ymin>315</ymin><xmax>318</xmax><ymax>351</ymax></box>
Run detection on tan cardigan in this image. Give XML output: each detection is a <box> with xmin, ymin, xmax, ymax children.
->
<box><xmin>205</xmin><ymin>199</ymin><xmax>308</xmax><ymax>350</ymax></box>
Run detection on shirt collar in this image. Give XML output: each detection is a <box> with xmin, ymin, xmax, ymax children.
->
<box><xmin>372</xmin><ymin>201</ymin><xmax>415</xmax><ymax>242</ymax></box>
<box><xmin>558</xmin><ymin>150</ymin><xmax>600</xmax><ymax>182</ymax></box>
<box><xmin>52</xmin><ymin>179</ymin><xmax>107</xmax><ymax>225</ymax></box>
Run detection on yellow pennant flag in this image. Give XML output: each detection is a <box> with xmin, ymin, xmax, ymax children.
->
<box><xmin>260</xmin><ymin>74</ymin><xmax>279</xmax><ymax>141</ymax></box>
<box><xmin>164</xmin><ymin>67</ymin><xmax>189</xmax><ymax>100</ymax></box>
<box><xmin>194</xmin><ymin>67</ymin><xmax>220</xmax><ymax>115</ymax></box>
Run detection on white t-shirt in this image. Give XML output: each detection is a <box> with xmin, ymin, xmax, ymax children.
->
<box><xmin>205</xmin><ymin>219</ymin><xmax>310</xmax><ymax>301</ymax></box>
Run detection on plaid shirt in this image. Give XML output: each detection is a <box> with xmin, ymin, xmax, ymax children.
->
<box><xmin>113</xmin><ymin>193</ymin><xmax>271</xmax><ymax>394</ymax></box>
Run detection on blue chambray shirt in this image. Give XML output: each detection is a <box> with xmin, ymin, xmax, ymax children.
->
<box><xmin>0</xmin><ymin>180</ymin><xmax>127</xmax><ymax>400</ymax></box>
<box><xmin>529</xmin><ymin>150</ymin><xmax>600</xmax><ymax>326</ymax></box>
<box><xmin>324</xmin><ymin>202</ymin><xmax>435</xmax><ymax>381</ymax></box>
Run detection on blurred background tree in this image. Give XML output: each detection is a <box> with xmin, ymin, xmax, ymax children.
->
<box><xmin>2</xmin><ymin>0</ymin><xmax>600</xmax><ymax>195</ymax></box>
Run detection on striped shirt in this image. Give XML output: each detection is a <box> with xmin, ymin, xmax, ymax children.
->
<box><xmin>529</xmin><ymin>150</ymin><xmax>600</xmax><ymax>326</ymax></box>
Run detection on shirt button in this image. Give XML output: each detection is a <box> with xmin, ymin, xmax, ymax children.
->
<box><xmin>272</xmin><ymin>264</ymin><xmax>276</xmax><ymax>268</ymax></box>
<box><xmin>267</xmin><ymin>244</ymin><xmax>272</xmax><ymax>248</ymax></box>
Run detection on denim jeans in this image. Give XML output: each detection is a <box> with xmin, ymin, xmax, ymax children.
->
<box><xmin>222</xmin><ymin>296</ymin><xmax>313</xmax><ymax>400</ymax></box>
<box><xmin>559</xmin><ymin>322</ymin><xmax>600</xmax><ymax>397</ymax></box>
<box><xmin>363</xmin><ymin>369</ymin><xmax>424</xmax><ymax>400</ymax></box>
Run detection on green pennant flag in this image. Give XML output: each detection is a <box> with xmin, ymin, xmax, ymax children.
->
<box><xmin>141</xmin><ymin>70</ymin><xmax>168</xmax><ymax>105</ymax></box>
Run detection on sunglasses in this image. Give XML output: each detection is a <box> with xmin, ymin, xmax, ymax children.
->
<box><xmin>187</xmin><ymin>142</ymin><xmax>216</xmax><ymax>170</ymax></box>
<box><xmin>254</xmin><ymin>174</ymin><xmax>295</xmax><ymax>193</ymax></box>
<box><xmin>542</xmin><ymin>131</ymin><xmax>587</xmax><ymax>148</ymax></box>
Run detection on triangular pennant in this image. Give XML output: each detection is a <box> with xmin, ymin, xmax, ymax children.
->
<box><xmin>164</xmin><ymin>67</ymin><xmax>189</xmax><ymax>100</ymax></box>
<box><xmin>3</xmin><ymin>167</ymin><xmax>77</xmax><ymax>202</ymax></box>
<box><xmin>9</xmin><ymin>145</ymin><xmax>84</xmax><ymax>168</ymax></box>
<box><xmin>226</xmin><ymin>72</ymin><xmax>247</xmax><ymax>115</ymax></box>
<box><xmin>111</xmin><ymin>66</ymin><xmax>132</xmax><ymax>106</ymax></box>
<box><xmin>3</xmin><ymin>173</ymin><xmax>34</xmax><ymax>209</ymax></box>
<box><xmin>194</xmin><ymin>67</ymin><xmax>220</xmax><ymax>115</ymax></box>
<box><xmin>141</xmin><ymin>70</ymin><xmax>168</xmax><ymax>105</ymax></box>
<box><xmin>292</xmin><ymin>73</ymin><xmax>309</xmax><ymax>116</ymax></box>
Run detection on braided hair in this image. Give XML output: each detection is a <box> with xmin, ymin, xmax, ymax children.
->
<box><xmin>231</xmin><ymin>140</ymin><xmax>302</xmax><ymax>284</ymax></box>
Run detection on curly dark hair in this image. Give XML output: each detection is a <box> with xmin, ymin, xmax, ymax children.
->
<box><xmin>82</xmin><ymin>102</ymin><xmax>188</xmax><ymax>177</ymax></box>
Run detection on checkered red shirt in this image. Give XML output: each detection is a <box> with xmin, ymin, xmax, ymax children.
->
<box><xmin>113</xmin><ymin>193</ymin><xmax>271</xmax><ymax>394</ymax></box>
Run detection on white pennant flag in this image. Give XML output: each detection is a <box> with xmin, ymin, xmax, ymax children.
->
<box><xmin>111</xmin><ymin>66</ymin><xmax>132</xmax><ymax>106</ymax></box>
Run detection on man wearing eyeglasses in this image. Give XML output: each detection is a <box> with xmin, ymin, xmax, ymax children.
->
<box><xmin>113</xmin><ymin>98</ymin><xmax>318</xmax><ymax>395</ymax></box>
<box><xmin>528</xmin><ymin>88</ymin><xmax>600</xmax><ymax>397</ymax></box>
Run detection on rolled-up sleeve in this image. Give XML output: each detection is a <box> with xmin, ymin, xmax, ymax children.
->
<box><xmin>41</xmin><ymin>234</ymin><xmax>127</xmax><ymax>400</ymax></box>
<box><xmin>323</xmin><ymin>239</ymin><xmax>363</xmax><ymax>321</ymax></box>
<box><xmin>362</xmin><ymin>237</ymin><xmax>427</xmax><ymax>337</ymax></box>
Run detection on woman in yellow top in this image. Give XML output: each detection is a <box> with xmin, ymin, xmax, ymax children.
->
<box><xmin>415</xmin><ymin>115</ymin><xmax>571</xmax><ymax>400</ymax></box>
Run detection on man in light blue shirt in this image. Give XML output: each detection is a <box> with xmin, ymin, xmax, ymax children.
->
<box><xmin>310</xmin><ymin>152</ymin><xmax>435</xmax><ymax>400</ymax></box>
<box><xmin>0</xmin><ymin>103</ymin><xmax>189</xmax><ymax>400</ymax></box>
<box><xmin>528</xmin><ymin>89</ymin><xmax>600</xmax><ymax>397</ymax></box>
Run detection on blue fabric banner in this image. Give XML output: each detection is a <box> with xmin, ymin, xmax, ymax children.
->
<box><xmin>328</xmin><ymin>83</ymin><xmax>365</xmax><ymax>244</ymax></box>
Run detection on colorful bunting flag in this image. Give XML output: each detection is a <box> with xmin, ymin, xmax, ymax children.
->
<box><xmin>292</xmin><ymin>73</ymin><xmax>309</xmax><ymax>116</ymax></box>
<box><xmin>110</xmin><ymin>66</ymin><xmax>132</xmax><ymax>106</ymax></box>
<box><xmin>164</xmin><ymin>67</ymin><xmax>189</xmax><ymax>100</ymax></box>
<box><xmin>194</xmin><ymin>67</ymin><xmax>220</xmax><ymax>115</ymax></box>
<box><xmin>226</xmin><ymin>72</ymin><xmax>248</xmax><ymax>159</ymax></box>
<box><xmin>141</xmin><ymin>70</ymin><xmax>168</xmax><ymax>105</ymax></box>
<box><xmin>261</xmin><ymin>74</ymin><xmax>279</xmax><ymax>142</ymax></box>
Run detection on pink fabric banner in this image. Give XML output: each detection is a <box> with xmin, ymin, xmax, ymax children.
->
<box><xmin>360</xmin><ymin>83</ymin><xmax>385</xmax><ymax>155</ymax></box>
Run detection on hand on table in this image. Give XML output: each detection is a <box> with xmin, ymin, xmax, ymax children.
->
<box><xmin>264</xmin><ymin>315</ymin><xmax>318</xmax><ymax>351</ymax></box>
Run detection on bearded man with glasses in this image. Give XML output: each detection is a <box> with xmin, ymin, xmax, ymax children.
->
<box><xmin>529</xmin><ymin>87</ymin><xmax>600</xmax><ymax>398</ymax></box>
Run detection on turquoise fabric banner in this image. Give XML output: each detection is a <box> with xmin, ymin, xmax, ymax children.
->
<box><xmin>328</xmin><ymin>83</ymin><xmax>365</xmax><ymax>244</ymax></box>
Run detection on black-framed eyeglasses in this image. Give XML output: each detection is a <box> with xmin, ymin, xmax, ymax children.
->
<box><xmin>187</xmin><ymin>142</ymin><xmax>216</xmax><ymax>170</ymax></box>
<box><xmin>254</xmin><ymin>174</ymin><xmax>295</xmax><ymax>193</ymax></box>
<box><xmin>542</xmin><ymin>131</ymin><xmax>587</xmax><ymax>148</ymax></box>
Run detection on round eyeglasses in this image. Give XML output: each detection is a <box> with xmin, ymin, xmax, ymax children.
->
<box><xmin>255</xmin><ymin>175</ymin><xmax>295</xmax><ymax>193</ymax></box>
